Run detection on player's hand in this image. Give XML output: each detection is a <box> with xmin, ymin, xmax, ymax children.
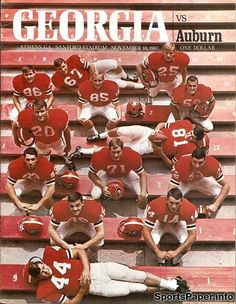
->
<box><xmin>137</xmin><ymin>193</ymin><xmax>148</xmax><ymax>205</ymax></box>
<box><xmin>26</xmin><ymin>204</ymin><xmax>41</xmax><ymax>212</ymax></box>
<box><xmin>156</xmin><ymin>250</ymin><xmax>168</xmax><ymax>260</ymax></box>
<box><xmin>206</xmin><ymin>203</ymin><xmax>218</xmax><ymax>213</ymax></box>
<box><xmin>103</xmin><ymin>186</ymin><xmax>111</xmax><ymax>198</ymax></box>
<box><xmin>18</xmin><ymin>202</ymin><xmax>32</xmax><ymax>212</ymax></box>
<box><xmin>80</xmin><ymin>270</ymin><xmax>91</xmax><ymax>287</ymax></box>
<box><xmin>166</xmin><ymin>250</ymin><xmax>178</xmax><ymax>259</ymax></box>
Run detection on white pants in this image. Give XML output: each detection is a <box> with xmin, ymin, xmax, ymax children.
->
<box><xmin>14</xmin><ymin>179</ymin><xmax>47</xmax><ymax>197</ymax></box>
<box><xmin>35</xmin><ymin>138</ymin><xmax>65</xmax><ymax>157</ymax></box>
<box><xmin>149</xmin><ymin>78</ymin><xmax>178</xmax><ymax>97</ymax></box>
<box><xmin>94</xmin><ymin>59</ymin><xmax>128</xmax><ymax>89</ymax></box>
<box><xmin>89</xmin><ymin>262</ymin><xmax>147</xmax><ymax>297</ymax></box>
<box><xmin>179</xmin><ymin>177</ymin><xmax>222</xmax><ymax>196</ymax></box>
<box><xmin>91</xmin><ymin>171</ymin><xmax>140</xmax><ymax>200</ymax></box>
<box><xmin>52</xmin><ymin>221</ymin><xmax>104</xmax><ymax>247</ymax></box>
<box><xmin>80</xmin><ymin>103</ymin><xmax>118</xmax><ymax>122</ymax></box>
<box><xmin>117</xmin><ymin>125</ymin><xmax>154</xmax><ymax>155</ymax></box>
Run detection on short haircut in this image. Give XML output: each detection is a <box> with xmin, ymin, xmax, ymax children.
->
<box><xmin>92</xmin><ymin>71</ymin><xmax>104</xmax><ymax>79</ymax></box>
<box><xmin>193</xmin><ymin>127</ymin><xmax>205</xmax><ymax>140</ymax></box>
<box><xmin>109</xmin><ymin>137</ymin><xmax>124</xmax><ymax>150</ymax></box>
<box><xmin>28</xmin><ymin>261</ymin><xmax>41</xmax><ymax>278</ymax></box>
<box><xmin>162</xmin><ymin>42</ymin><xmax>175</xmax><ymax>51</ymax></box>
<box><xmin>54</xmin><ymin>58</ymin><xmax>65</xmax><ymax>68</ymax></box>
<box><xmin>187</xmin><ymin>75</ymin><xmax>198</xmax><ymax>83</ymax></box>
<box><xmin>68</xmin><ymin>192</ymin><xmax>83</xmax><ymax>203</ymax></box>
<box><xmin>22</xmin><ymin>65</ymin><xmax>35</xmax><ymax>73</ymax></box>
<box><xmin>32</xmin><ymin>99</ymin><xmax>47</xmax><ymax>110</ymax></box>
<box><xmin>167</xmin><ymin>188</ymin><xmax>183</xmax><ymax>200</ymax></box>
<box><xmin>192</xmin><ymin>147</ymin><xmax>206</xmax><ymax>159</ymax></box>
<box><xmin>23</xmin><ymin>147</ymin><xmax>38</xmax><ymax>158</ymax></box>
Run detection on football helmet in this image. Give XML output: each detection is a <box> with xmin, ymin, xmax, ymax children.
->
<box><xmin>126</xmin><ymin>101</ymin><xmax>144</xmax><ymax>118</ymax></box>
<box><xmin>60</xmin><ymin>170</ymin><xmax>80</xmax><ymax>189</ymax></box>
<box><xmin>197</xmin><ymin>205</ymin><xmax>209</xmax><ymax>218</ymax></box>
<box><xmin>107</xmin><ymin>180</ymin><xmax>124</xmax><ymax>200</ymax></box>
<box><xmin>118</xmin><ymin>217</ymin><xmax>144</xmax><ymax>237</ymax></box>
<box><xmin>142</xmin><ymin>68</ymin><xmax>158</xmax><ymax>88</ymax></box>
<box><xmin>16</xmin><ymin>128</ymin><xmax>34</xmax><ymax>146</ymax></box>
<box><xmin>19</xmin><ymin>215</ymin><xmax>43</xmax><ymax>235</ymax></box>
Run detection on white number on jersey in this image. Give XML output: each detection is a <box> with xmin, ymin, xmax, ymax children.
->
<box><xmin>172</xmin><ymin>128</ymin><xmax>188</xmax><ymax>147</ymax></box>
<box><xmin>23</xmin><ymin>87</ymin><xmax>42</xmax><ymax>97</ymax></box>
<box><xmin>31</xmin><ymin>125</ymin><xmax>56</xmax><ymax>137</ymax></box>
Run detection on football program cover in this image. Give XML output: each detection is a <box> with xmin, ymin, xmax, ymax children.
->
<box><xmin>0</xmin><ymin>0</ymin><xmax>235</xmax><ymax>303</ymax></box>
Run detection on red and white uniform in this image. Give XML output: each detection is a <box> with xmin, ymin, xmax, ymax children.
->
<box><xmin>78</xmin><ymin>80</ymin><xmax>119</xmax><ymax>121</ymax></box>
<box><xmin>52</xmin><ymin>55</ymin><xmax>90</xmax><ymax>90</ymax></box>
<box><xmin>161</xmin><ymin>120</ymin><xmax>209</xmax><ymax>162</ymax></box>
<box><xmin>7</xmin><ymin>155</ymin><xmax>55</xmax><ymax>196</ymax></box>
<box><xmin>145</xmin><ymin>196</ymin><xmax>197</xmax><ymax>244</ymax></box>
<box><xmin>143</xmin><ymin>51</ymin><xmax>189</xmax><ymax>97</ymax></box>
<box><xmin>50</xmin><ymin>199</ymin><xmax>105</xmax><ymax>246</ymax></box>
<box><xmin>13</xmin><ymin>73</ymin><xmax>52</xmax><ymax>105</ymax></box>
<box><xmin>36</xmin><ymin>246</ymin><xmax>148</xmax><ymax>301</ymax></box>
<box><xmin>171</xmin><ymin>84</ymin><xmax>214</xmax><ymax>131</ymax></box>
<box><xmin>37</xmin><ymin>246</ymin><xmax>84</xmax><ymax>303</ymax></box>
<box><xmin>170</xmin><ymin>155</ymin><xmax>224</xmax><ymax>196</ymax></box>
<box><xmin>89</xmin><ymin>147</ymin><xmax>144</xmax><ymax>199</ymax></box>
<box><xmin>17</xmin><ymin>108</ymin><xmax>68</xmax><ymax>156</ymax></box>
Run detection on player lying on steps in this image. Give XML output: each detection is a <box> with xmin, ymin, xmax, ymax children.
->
<box><xmin>25</xmin><ymin>246</ymin><xmax>191</xmax><ymax>303</ymax></box>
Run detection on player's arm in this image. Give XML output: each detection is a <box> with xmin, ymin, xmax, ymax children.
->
<box><xmin>152</xmin><ymin>145</ymin><xmax>172</xmax><ymax>168</ymax></box>
<box><xmin>48</xmin><ymin>221</ymin><xmax>73</xmax><ymax>249</ymax></box>
<box><xmin>137</xmin><ymin>170</ymin><xmax>148</xmax><ymax>208</ymax></box>
<box><xmin>29</xmin><ymin>183</ymin><xmax>55</xmax><ymax>211</ymax></box>
<box><xmin>143</xmin><ymin>225</ymin><xmax>168</xmax><ymax>260</ymax></box>
<box><xmin>88</xmin><ymin>170</ymin><xmax>111</xmax><ymax>197</ymax></box>
<box><xmin>170</xmin><ymin>103</ymin><xmax>181</xmax><ymax>121</ymax></box>
<box><xmin>205</xmin><ymin>97</ymin><xmax>216</xmax><ymax>118</ymax></box>
<box><xmin>12</xmin><ymin>95</ymin><xmax>22</xmax><ymax>113</ymax></box>
<box><xmin>180</xmin><ymin>67</ymin><xmax>187</xmax><ymax>84</ymax></box>
<box><xmin>207</xmin><ymin>178</ymin><xmax>230</xmax><ymax>212</ymax></box>
<box><xmin>88</xmin><ymin>62</ymin><xmax>95</xmax><ymax>78</ymax></box>
<box><xmin>114</xmin><ymin>102</ymin><xmax>122</xmax><ymax>121</ymax></box>
<box><xmin>154</xmin><ymin>122</ymin><xmax>165</xmax><ymax>133</ymax></box>
<box><xmin>75</xmin><ymin>224</ymin><xmax>105</xmax><ymax>250</ymax></box>
<box><xmin>6</xmin><ymin>181</ymin><xmax>31</xmax><ymax>212</ymax></box>
<box><xmin>71</xmin><ymin>247</ymin><xmax>91</xmax><ymax>287</ymax></box>
<box><xmin>136</xmin><ymin>62</ymin><xmax>148</xmax><ymax>87</ymax></box>
<box><xmin>12</xmin><ymin>121</ymin><xmax>22</xmax><ymax>147</ymax></box>
<box><xmin>45</xmin><ymin>92</ymin><xmax>54</xmax><ymax>109</ymax></box>
<box><xmin>63</xmin><ymin>126</ymin><xmax>72</xmax><ymax>156</ymax></box>
<box><xmin>64</xmin><ymin>285</ymin><xmax>89</xmax><ymax>304</ymax></box>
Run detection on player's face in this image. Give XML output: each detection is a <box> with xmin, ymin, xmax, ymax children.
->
<box><xmin>187</xmin><ymin>80</ymin><xmax>198</xmax><ymax>95</ymax></box>
<box><xmin>57</xmin><ymin>62</ymin><xmax>68</xmax><ymax>74</ymax></box>
<box><xmin>38</xmin><ymin>263</ymin><xmax>52</xmax><ymax>280</ymax></box>
<box><xmin>69</xmin><ymin>199</ymin><xmax>84</xmax><ymax>216</ymax></box>
<box><xmin>163</xmin><ymin>49</ymin><xmax>175</xmax><ymax>62</ymax></box>
<box><xmin>109</xmin><ymin>146</ymin><xmax>123</xmax><ymax>161</ymax></box>
<box><xmin>33</xmin><ymin>107</ymin><xmax>48</xmax><ymax>122</ymax></box>
<box><xmin>23</xmin><ymin>70</ymin><xmax>36</xmax><ymax>83</ymax></box>
<box><xmin>191</xmin><ymin>157</ymin><xmax>205</xmax><ymax>169</ymax></box>
<box><xmin>92</xmin><ymin>74</ymin><xmax>104</xmax><ymax>89</ymax></box>
<box><xmin>167</xmin><ymin>196</ymin><xmax>182</xmax><ymax>213</ymax></box>
<box><xmin>185</xmin><ymin>130</ymin><xmax>195</xmax><ymax>142</ymax></box>
<box><xmin>24</xmin><ymin>153</ymin><xmax>38</xmax><ymax>170</ymax></box>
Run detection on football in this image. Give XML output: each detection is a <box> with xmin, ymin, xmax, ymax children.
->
<box><xmin>149</xmin><ymin>131</ymin><xmax>168</xmax><ymax>143</ymax></box>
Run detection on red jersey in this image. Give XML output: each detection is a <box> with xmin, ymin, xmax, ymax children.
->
<box><xmin>78</xmin><ymin>80</ymin><xmax>119</xmax><ymax>107</ymax></box>
<box><xmin>143</xmin><ymin>51</ymin><xmax>189</xmax><ymax>83</ymax></box>
<box><xmin>13</xmin><ymin>73</ymin><xmax>52</xmax><ymax>106</ymax></box>
<box><xmin>50</xmin><ymin>199</ymin><xmax>105</xmax><ymax>228</ymax></box>
<box><xmin>17</xmin><ymin>108</ymin><xmax>68</xmax><ymax>144</ymax></box>
<box><xmin>52</xmin><ymin>55</ymin><xmax>90</xmax><ymax>90</ymax></box>
<box><xmin>170</xmin><ymin>155</ymin><xmax>224</xmax><ymax>187</ymax></box>
<box><xmin>171</xmin><ymin>83</ymin><xmax>214</xmax><ymax>108</ymax></box>
<box><xmin>89</xmin><ymin>147</ymin><xmax>144</xmax><ymax>178</ymax></box>
<box><xmin>7</xmin><ymin>155</ymin><xmax>55</xmax><ymax>186</ymax></box>
<box><xmin>145</xmin><ymin>196</ymin><xmax>197</xmax><ymax>230</ymax></box>
<box><xmin>36</xmin><ymin>246</ymin><xmax>85</xmax><ymax>303</ymax></box>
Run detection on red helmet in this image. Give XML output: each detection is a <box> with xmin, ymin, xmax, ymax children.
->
<box><xmin>107</xmin><ymin>180</ymin><xmax>125</xmax><ymax>200</ymax></box>
<box><xmin>16</xmin><ymin>128</ymin><xmax>34</xmax><ymax>146</ymax></box>
<box><xmin>193</xmin><ymin>103</ymin><xmax>209</xmax><ymax>116</ymax></box>
<box><xmin>126</xmin><ymin>101</ymin><xmax>144</xmax><ymax>118</ymax></box>
<box><xmin>118</xmin><ymin>217</ymin><xmax>144</xmax><ymax>237</ymax></box>
<box><xmin>61</xmin><ymin>170</ymin><xmax>80</xmax><ymax>189</ymax></box>
<box><xmin>19</xmin><ymin>215</ymin><xmax>43</xmax><ymax>235</ymax></box>
<box><xmin>142</xmin><ymin>68</ymin><xmax>158</xmax><ymax>87</ymax></box>
<box><xmin>197</xmin><ymin>205</ymin><xmax>209</xmax><ymax>218</ymax></box>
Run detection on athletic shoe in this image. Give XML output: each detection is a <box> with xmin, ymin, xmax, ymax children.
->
<box><xmin>87</xmin><ymin>134</ymin><xmax>105</xmax><ymax>143</ymax></box>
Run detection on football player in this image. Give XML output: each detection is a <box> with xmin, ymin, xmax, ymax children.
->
<box><xmin>143</xmin><ymin>188</ymin><xmax>197</xmax><ymax>266</ymax></box>
<box><xmin>77</xmin><ymin>71</ymin><xmax>121</xmax><ymax>135</ymax></box>
<box><xmin>6</xmin><ymin>147</ymin><xmax>55</xmax><ymax>212</ymax></box>
<box><xmin>25</xmin><ymin>246</ymin><xmax>190</xmax><ymax>302</ymax></box>
<box><xmin>168</xmin><ymin>148</ymin><xmax>230</xmax><ymax>213</ymax></box>
<box><xmin>89</xmin><ymin>138</ymin><xmax>148</xmax><ymax>217</ymax></box>
<box><xmin>11</xmin><ymin>65</ymin><xmax>54</xmax><ymax>120</ymax></box>
<box><xmin>170</xmin><ymin>75</ymin><xmax>216</xmax><ymax>131</ymax></box>
<box><xmin>48</xmin><ymin>192</ymin><xmax>105</xmax><ymax>255</ymax></box>
<box><xmin>12</xmin><ymin>99</ymin><xmax>71</xmax><ymax>159</ymax></box>
<box><xmin>136</xmin><ymin>42</ymin><xmax>189</xmax><ymax>102</ymax></box>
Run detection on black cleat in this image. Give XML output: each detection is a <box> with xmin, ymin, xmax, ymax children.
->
<box><xmin>87</xmin><ymin>134</ymin><xmax>106</xmax><ymax>143</ymax></box>
<box><xmin>123</xmin><ymin>74</ymin><xmax>139</xmax><ymax>82</ymax></box>
<box><xmin>175</xmin><ymin>276</ymin><xmax>191</xmax><ymax>293</ymax></box>
<box><xmin>67</xmin><ymin>146</ymin><xmax>84</xmax><ymax>162</ymax></box>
